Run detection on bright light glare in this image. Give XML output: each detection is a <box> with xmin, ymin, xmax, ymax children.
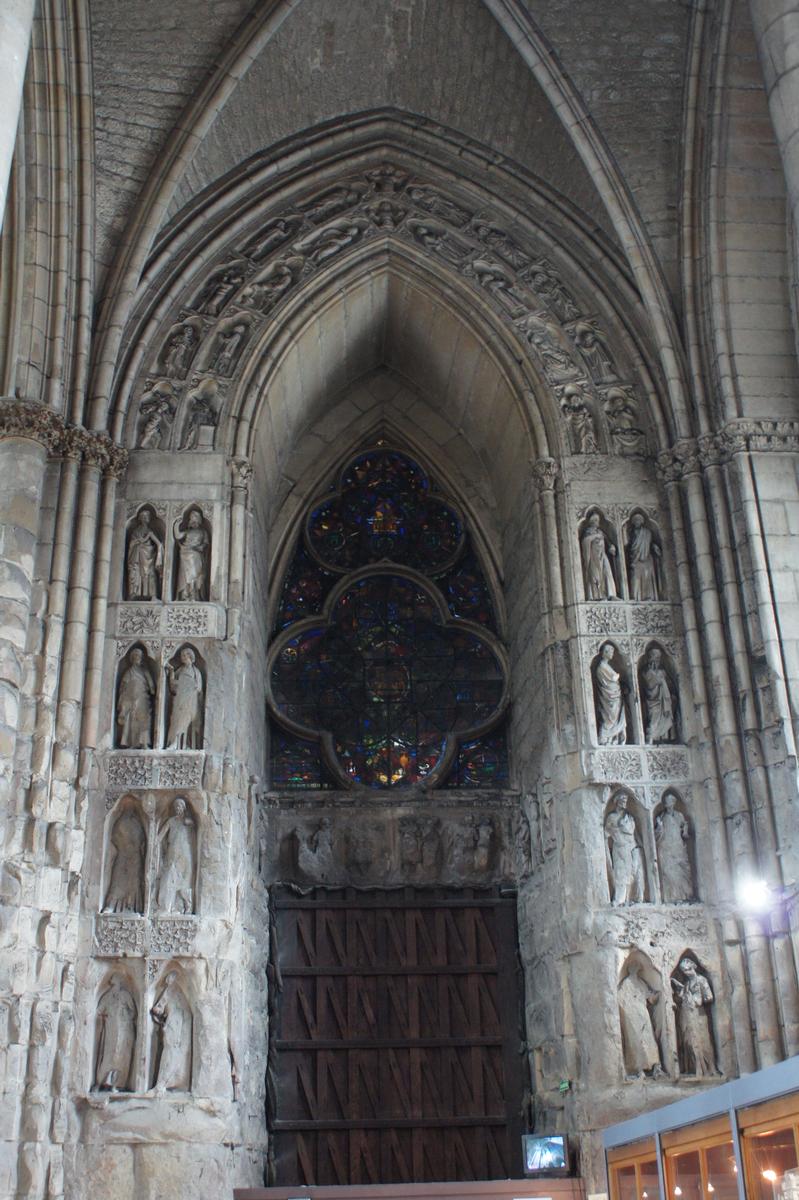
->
<box><xmin>737</xmin><ymin>877</ymin><xmax>773</xmax><ymax>913</ymax></box>
<box><xmin>707</xmin><ymin>1184</ymin><xmax>715</xmax><ymax>1193</ymax></box>
<box><xmin>763</xmin><ymin>1170</ymin><xmax>778</xmax><ymax>1183</ymax></box>
<box><xmin>674</xmin><ymin>1189</ymin><xmax>683</xmax><ymax>1196</ymax></box>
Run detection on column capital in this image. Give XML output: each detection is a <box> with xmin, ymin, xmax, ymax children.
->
<box><xmin>531</xmin><ymin>456</ymin><xmax>560</xmax><ymax>493</ymax></box>
<box><xmin>230</xmin><ymin>456</ymin><xmax>253</xmax><ymax>488</ymax></box>
<box><xmin>0</xmin><ymin>399</ymin><xmax>128</xmax><ymax>475</ymax></box>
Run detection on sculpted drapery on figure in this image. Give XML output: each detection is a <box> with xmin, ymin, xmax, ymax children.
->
<box><xmin>672</xmin><ymin>957</ymin><xmax>719</xmax><ymax>1077</ymax></box>
<box><xmin>581</xmin><ymin>511</ymin><xmax>617</xmax><ymax>600</ymax></box>
<box><xmin>605</xmin><ymin>793</ymin><xmax>645</xmax><ymax>905</ymax></box>
<box><xmin>627</xmin><ymin>512</ymin><xmax>661</xmax><ymax>601</ymax></box>
<box><xmin>116</xmin><ymin>647</ymin><xmax>155</xmax><ymax>749</ymax></box>
<box><xmin>618</xmin><ymin>961</ymin><xmax>663</xmax><ymax>1078</ymax></box>
<box><xmin>655</xmin><ymin>793</ymin><xmax>695</xmax><ymax>902</ymax></box>
<box><xmin>155</xmin><ymin>798</ymin><xmax>196</xmax><ymax>914</ymax></box>
<box><xmin>103</xmin><ymin>805</ymin><xmax>147</xmax><ymax>914</ymax></box>
<box><xmin>166</xmin><ymin>647</ymin><xmax>204</xmax><ymax>750</ymax></box>
<box><xmin>125</xmin><ymin>508</ymin><xmax>163</xmax><ymax>600</ymax></box>
<box><xmin>94</xmin><ymin>975</ymin><xmax>137</xmax><ymax>1092</ymax></box>
<box><xmin>174</xmin><ymin>509</ymin><xmax>210</xmax><ymax>601</ymax></box>
<box><xmin>640</xmin><ymin>645</ymin><xmax>678</xmax><ymax>744</ymax></box>
<box><xmin>594</xmin><ymin>642</ymin><xmax>627</xmax><ymax>745</ymax></box>
<box><xmin>151</xmin><ymin>971</ymin><xmax>193</xmax><ymax>1092</ymax></box>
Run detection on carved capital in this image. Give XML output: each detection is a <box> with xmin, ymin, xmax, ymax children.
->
<box><xmin>696</xmin><ymin>432</ymin><xmax>729</xmax><ymax>470</ymax></box>
<box><xmin>230</xmin><ymin>456</ymin><xmax>253</xmax><ymax>488</ymax></box>
<box><xmin>532</xmin><ymin>456</ymin><xmax>560</xmax><ymax>493</ymax></box>
<box><xmin>0</xmin><ymin>398</ymin><xmax>63</xmax><ymax>452</ymax></box>
<box><xmin>657</xmin><ymin>438</ymin><xmax>700</xmax><ymax>482</ymax></box>
<box><xmin>722</xmin><ymin>418</ymin><xmax>799</xmax><ymax>454</ymax></box>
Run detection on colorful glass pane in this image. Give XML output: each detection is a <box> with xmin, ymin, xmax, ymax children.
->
<box><xmin>307</xmin><ymin>449</ymin><xmax>464</xmax><ymax>573</ymax></box>
<box><xmin>275</xmin><ymin>542</ymin><xmax>336</xmax><ymax>632</ymax></box>
<box><xmin>269</xmin><ymin>722</ymin><xmax>332</xmax><ymax>789</ymax></box>
<box><xmin>439</xmin><ymin>546</ymin><xmax>497</xmax><ymax>630</ymax></box>
<box><xmin>444</xmin><ymin>724</ymin><xmax>510</xmax><ymax>789</ymax></box>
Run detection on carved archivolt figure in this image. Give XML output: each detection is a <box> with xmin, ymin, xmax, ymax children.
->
<box><xmin>165</xmin><ymin>648</ymin><xmax>204</xmax><ymax>750</ymax></box>
<box><xmin>561</xmin><ymin>388</ymin><xmax>599</xmax><ymax>454</ymax></box>
<box><xmin>94</xmin><ymin>974</ymin><xmax>137</xmax><ymax>1091</ymax></box>
<box><xmin>211</xmin><ymin>321</ymin><xmax>247</xmax><ymax>376</ymax></box>
<box><xmin>104</xmin><ymin>807</ymin><xmax>146</xmax><ymax>914</ymax></box>
<box><xmin>126</xmin><ymin>509</ymin><xmax>163</xmax><ymax>600</ymax></box>
<box><xmin>174</xmin><ymin>510</ymin><xmax>210</xmax><ymax>601</ymax></box>
<box><xmin>180</xmin><ymin>383</ymin><xmax>218</xmax><ymax>451</ymax></box>
<box><xmin>155</xmin><ymin>798</ymin><xmax>196</xmax><ymax>914</ymax></box>
<box><xmin>627</xmin><ymin>513</ymin><xmax>661</xmax><ymax>601</ymax></box>
<box><xmin>605</xmin><ymin>794</ymin><xmax>645</xmax><ymax>905</ymax></box>
<box><xmin>573</xmin><ymin>321</ymin><xmax>617</xmax><ymax>381</ymax></box>
<box><xmin>197</xmin><ymin>266</ymin><xmax>245</xmax><ymax>316</ymax></box>
<box><xmin>594</xmin><ymin>643</ymin><xmax>627</xmax><ymax>746</ymax></box>
<box><xmin>151</xmin><ymin>972</ymin><xmax>192</xmax><ymax>1092</ymax></box>
<box><xmin>672</xmin><ymin>958</ymin><xmax>719</xmax><ymax>1076</ymax></box>
<box><xmin>641</xmin><ymin>647</ymin><xmax>677</xmax><ymax>744</ymax></box>
<box><xmin>581</xmin><ymin>512</ymin><xmax>617</xmax><ymax>600</ymax></box>
<box><xmin>618</xmin><ymin>963</ymin><xmax>663</xmax><ymax>1078</ymax></box>
<box><xmin>162</xmin><ymin>324</ymin><xmax>198</xmax><ymax>379</ymax></box>
<box><xmin>116</xmin><ymin>648</ymin><xmax>155</xmax><ymax>749</ymax></box>
<box><xmin>655</xmin><ymin>794</ymin><xmax>695</xmax><ymax>902</ymax></box>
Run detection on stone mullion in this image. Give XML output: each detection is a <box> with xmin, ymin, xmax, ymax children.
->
<box><xmin>679</xmin><ymin>460</ymin><xmax>783</xmax><ymax>1066</ymax></box>
<box><xmin>662</xmin><ymin>468</ymin><xmax>758</xmax><ymax>1075</ymax></box>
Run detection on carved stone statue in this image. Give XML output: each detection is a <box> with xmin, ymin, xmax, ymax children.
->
<box><xmin>173</xmin><ymin>510</ymin><xmax>210</xmax><ymax>601</ymax></box>
<box><xmin>165</xmin><ymin>648</ymin><xmax>204</xmax><ymax>750</ymax></box>
<box><xmin>116</xmin><ymin>648</ymin><xmax>155</xmax><ymax>749</ymax></box>
<box><xmin>211</xmin><ymin>321</ymin><xmax>247</xmax><ymax>376</ymax></box>
<box><xmin>473</xmin><ymin>817</ymin><xmax>494</xmax><ymax>872</ymax></box>
<box><xmin>197</xmin><ymin>266</ymin><xmax>245</xmax><ymax>316</ymax></box>
<box><xmin>151</xmin><ymin>972</ymin><xmax>192</xmax><ymax>1092</ymax></box>
<box><xmin>573</xmin><ymin>321</ymin><xmax>617</xmax><ymax>381</ymax></box>
<box><xmin>104</xmin><ymin>807</ymin><xmax>146</xmax><ymax>913</ymax></box>
<box><xmin>594</xmin><ymin>643</ymin><xmax>627</xmax><ymax>745</ymax></box>
<box><xmin>581</xmin><ymin>512</ymin><xmax>617</xmax><ymax>600</ymax></box>
<box><xmin>137</xmin><ymin>379</ymin><xmax>176</xmax><ymax>449</ymax></box>
<box><xmin>561</xmin><ymin>386</ymin><xmax>599</xmax><ymax>453</ymax></box>
<box><xmin>296</xmin><ymin>817</ymin><xmax>334</xmax><ymax>882</ymax></box>
<box><xmin>618</xmin><ymin>963</ymin><xmax>663</xmax><ymax>1078</ymax></box>
<box><xmin>180</xmin><ymin>380</ymin><xmax>218</xmax><ymax>450</ymax></box>
<box><xmin>125</xmin><ymin>509</ymin><xmax>163</xmax><ymax>600</ymax></box>
<box><xmin>155</xmin><ymin>798</ymin><xmax>196</xmax><ymax>914</ymax></box>
<box><xmin>641</xmin><ymin>647</ymin><xmax>677</xmax><ymax>744</ymax></box>
<box><xmin>162</xmin><ymin>324</ymin><xmax>198</xmax><ymax>379</ymax></box>
<box><xmin>605</xmin><ymin>388</ymin><xmax>647</xmax><ymax>456</ymax></box>
<box><xmin>94</xmin><ymin>974</ymin><xmax>137</xmax><ymax>1091</ymax></box>
<box><xmin>655</xmin><ymin>794</ymin><xmax>695</xmax><ymax>902</ymax></box>
<box><xmin>605</xmin><ymin>794</ymin><xmax>645</xmax><ymax>905</ymax></box>
<box><xmin>672</xmin><ymin>957</ymin><xmax>719</xmax><ymax>1076</ymax></box>
<box><xmin>627</xmin><ymin>513</ymin><xmax>661</xmax><ymax>601</ymax></box>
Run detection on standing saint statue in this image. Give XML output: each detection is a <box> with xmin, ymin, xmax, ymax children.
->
<box><xmin>94</xmin><ymin>975</ymin><xmax>137</xmax><ymax>1092</ymax></box>
<box><xmin>641</xmin><ymin>647</ymin><xmax>677</xmax><ymax>743</ymax></box>
<box><xmin>655</xmin><ymin>794</ymin><xmax>694</xmax><ymax>902</ymax></box>
<box><xmin>155</xmin><ymin>798</ymin><xmax>196</xmax><ymax>914</ymax></box>
<box><xmin>594</xmin><ymin>642</ymin><xmax>627</xmax><ymax>745</ymax></box>
<box><xmin>151</xmin><ymin>972</ymin><xmax>192</xmax><ymax>1092</ymax></box>
<box><xmin>116</xmin><ymin>648</ymin><xmax>155</xmax><ymax>749</ymax></box>
<box><xmin>174</xmin><ymin>510</ymin><xmax>210</xmax><ymax>601</ymax></box>
<box><xmin>618</xmin><ymin>963</ymin><xmax>663</xmax><ymax>1078</ymax></box>
<box><xmin>581</xmin><ymin>512</ymin><xmax>617</xmax><ymax>600</ymax></box>
<box><xmin>627</xmin><ymin>513</ymin><xmax>661</xmax><ymax>601</ymax></box>
<box><xmin>104</xmin><ymin>808</ymin><xmax>146</xmax><ymax>913</ymax></box>
<box><xmin>672</xmin><ymin>958</ymin><xmax>719</xmax><ymax>1076</ymax></box>
<box><xmin>605</xmin><ymin>794</ymin><xmax>645</xmax><ymax>905</ymax></box>
<box><xmin>165</xmin><ymin>648</ymin><xmax>204</xmax><ymax>750</ymax></box>
<box><xmin>126</xmin><ymin>509</ymin><xmax>163</xmax><ymax>600</ymax></box>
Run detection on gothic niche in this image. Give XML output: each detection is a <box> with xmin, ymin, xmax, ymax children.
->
<box><xmin>154</xmin><ymin>797</ymin><xmax>197</xmax><ymax>915</ymax></box>
<box><xmin>115</xmin><ymin>643</ymin><xmax>157</xmax><ymax>749</ymax></box>
<box><xmin>125</xmin><ymin>505</ymin><xmax>165</xmax><ymax>601</ymax></box>
<box><xmin>654</xmin><ymin>791</ymin><xmax>696</xmax><ymax>903</ymax></box>
<box><xmin>671</xmin><ymin>954</ymin><xmax>720</xmax><ymax>1078</ymax></box>
<box><xmin>157</xmin><ymin>317</ymin><xmax>202</xmax><ymax>380</ymax></box>
<box><xmin>604</xmin><ymin>791</ymin><xmax>648</xmax><ymax>905</ymax></box>
<box><xmin>180</xmin><ymin>377</ymin><xmax>219</xmax><ymax>451</ymax></box>
<box><xmin>625</xmin><ymin>510</ymin><xmax>663</xmax><ymax>602</ymax></box>
<box><xmin>580</xmin><ymin>509</ymin><xmax>619</xmax><ymax>601</ymax></box>
<box><xmin>137</xmin><ymin>379</ymin><xmax>177</xmax><ymax>449</ymax></box>
<box><xmin>150</xmin><ymin>967</ymin><xmax>193</xmax><ymax>1093</ymax></box>
<box><xmin>639</xmin><ymin>642</ymin><xmax>680</xmax><ymax>744</ymax></box>
<box><xmin>618</xmin><ymin>951</ymin><xmax>665</xmax><ymax>1080</ymax></box>
<box><xmin>94</xmin><ymin>972</ymin><xmax>138</xmax><ymax>1092</ymax></box>
<box><xmin>173</xmin><ymin>506</ymin><xmax>211</xmax><ymax>602</ymax></box>
<box><xmin>103</xmin><ymin>798</ymin><xmax>147</xmax><ymax>914</ymax></box>
<box><xmin>205</xmin><ymin>311</ymin><xmax>251</xmax><ymax>376</ymax></box>
<box><xmin>592</xmin><ymin>641</ymin><xmax>632</xmax><ymax>746</ymax></box>
<box><xmin>165</xmin><ymin>644</ymin><xmax>205</xmax><ymax>750</ymax></box>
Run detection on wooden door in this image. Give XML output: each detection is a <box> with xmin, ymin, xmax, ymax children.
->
<box><xmin>269</xmin><ymin>887</ymin><xmax>525</xmax><ymax>1186</ymax></box>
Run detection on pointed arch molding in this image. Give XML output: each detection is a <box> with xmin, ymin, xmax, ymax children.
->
<box><xmin>105</xmin><ymin>117</ymin><xmax>673</xmax><ymax>466</ymax></box>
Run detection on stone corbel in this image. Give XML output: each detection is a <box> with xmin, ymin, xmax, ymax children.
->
<box><xmin>531</xmin><ymin>455</ymin><xmax>560</xmax><ymax>494</ymax></box>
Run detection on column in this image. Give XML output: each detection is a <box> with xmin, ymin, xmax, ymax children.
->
<box><xmin>0</xmin><ymin>0</ymin><xmax>34</xmax><ymax>229</ymax></box>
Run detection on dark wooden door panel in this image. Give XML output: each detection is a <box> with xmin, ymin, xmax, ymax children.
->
<box><xmin>270</xmin><ymin>887</ymin><xmax>524</xmax><ymax>1186</ymax></box>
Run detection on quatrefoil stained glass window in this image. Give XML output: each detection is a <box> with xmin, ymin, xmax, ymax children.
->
<box><xmin>268</xmin><ymin>448</ymin><xmax>509</xmax><ymax>789</ymax></box>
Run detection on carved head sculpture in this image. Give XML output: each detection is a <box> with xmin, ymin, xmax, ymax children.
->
<box><xmin>616</xmin><ymin>793</ymin><xmax>629</xmax><ymax>812</ymax></box>
<box><xmin>588</xmin><ymin>511</ymin><xmax>601</xmax><ymax>530</ymax></box>
<box><xmin>129</xmin><ymin>648</ymin><xmax>143</xmax><ymax>667</ymax></box>
<box><xmin>648</xmin><ymin>648</ymin><xmax>662</xmax><ymax>668</ymax></box>
<box><xmin>187</xmin><ymin>510</ymin><xmax>202</xmax><ymax>529</ymax></box>
<box><xmin>664</xmin><ymin>793</ymin><xmax>677</xmax><ymax>813</ymax></box>
<box><xmin>678</xmin><ymin>957</ymin><xmax>697</xmax><ymax>976</ymax></box>
<box><xmin>179</xmin><ymin>648</ymin><xmax>195</xmax><ymax>667</ymax></box>
<box><xmin>601</xmin><ymin>642</ymin><xmax>614</xmax><ymax>662</ymax></box>
<box><xmin>138</xmin><ymin>511</ymin><xmax>152</xmax><ymax>529</ymax></box>
<box><xmin>173</xmin><ymin>797</ymin><xmax>186</xmax><ymax>818</ymax></box>
<box><xmin>631</xmin><ymin>512</ymin><xmax>645</xmax><ymax>531</ymax></box>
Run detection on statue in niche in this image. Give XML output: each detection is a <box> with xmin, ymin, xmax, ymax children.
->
<box><xmin>655</xmin><ymin>794</ymin><xmax>695</xmax><ymax>903</ymax></box>
<box><xmin>605</xmin><ymin>794</ymin><xmax>645</xmax><ymax>905</ymax></box>
<box><xmin>573</xmin><ymin>321</ymin><xmax>617</xmax><ymax>381</ymax></box>
<box><xmin>627</xmin><ymin>513</ymin><xmax>662</xmax><ymax>601</ymax></box>
<box><xmin>173</xmin><ymin>509</ymin><xmax>210</xmax><ymax>601</ymax></box>
<box><xmin>672</xmin><ymin>957</ymin><xmax>719</xmax><ymax>1076</ymax></box>
<box><xmin>210</xmin><ymin>320</ymin><xmax>247</xmax><ymax>376</ymax></box>
<box><xmin>165</xmin><ymin>647</ymin><xmax>204</xmax><ymax>750</ymax></box>
<box><xmin>618</xmin><ymin>962</ymin><xmax>664</xmax><ymax>1079</ymax></box>
<box><xmin>239</xmin><ymin>258</ymin><xmax>298</xmax><ymax>313</ymax></box>
<box><xmin>581</xmin><ymin>512</ymin><xmax>618</xmax><ymax>600</ymax></box>
<box><xmin>196</xmin><ymin>266</ymin><xmax>245</xmax><ymax>316</ymax></box>
<box><xmin>296</xmin><ymin>817</ymin><xmax>334</xmax><ymax>882</ymax></box>
<box><xmin>94</xmin><ymin>974</ymin><xmax>137</xmax><ymax>1092</ymax></box>
<box><xmin>604</xmin><ymin>388</ymin><xmax>647</xmax><ymax>456</ymax></box>
<box><xmin>137</xmin><ymin>380</ymin><xmax>176</xmax><ymax>449</ymax></box>
<box><xmin>561</xmin><ymin>386</ymin><xmax>599</xmax><ymax>453</ymax></box>
<box><xmin>180</xmin><ymin>379</ymin><xmax>218</xmax><ymax>450</ymax></box>
<box><xmin>641</xmin><ymin>646</ymin><xmax>677</xmax><ymax>744</ymax></box>
<box><xmin>155</xmin><ymin>798</ymin><xmax>196</xmax><ymax>914</ymax></box>
<box><xmin>116</xmin><ymin>647</ymin><xmax>155</xmax><ymax>749</ymax></box>
<box><xmin>528</xmin><ymin>260</ymin><xmax>581</xmax><ymax>321</ymax></box>
<box><xmin>125</xmin><ymin>509</ymin><xmax>163</xmax><ymax>600</ymax></box>
<box><xmin>473</xmin><ymin>817</ymin><xmax>494</xmax><ymax>872</ymax></box>
<box><xmin>162</xmin><ymin>324</ymin><xmax>198</xmax><ymax>380</ymax></box>
<box><xmin>103</xmin><ymin>806</ymin><xmax>146</xmax><ymax>914</ymax></box>
<box><xmin>151</xmin><ymin>972</ymin><xmax>192</xmax><ymax>1092</ymax></box>
<box><xmin>594</xmin><ymin>642</ymin><xmax>627</xmax><ymax>746</ymax></box>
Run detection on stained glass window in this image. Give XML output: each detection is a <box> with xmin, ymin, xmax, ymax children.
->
<box><xmin>269</xmin><ymin>448</ymin><xmax>509</xmax><ymax>789</ymax></box>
